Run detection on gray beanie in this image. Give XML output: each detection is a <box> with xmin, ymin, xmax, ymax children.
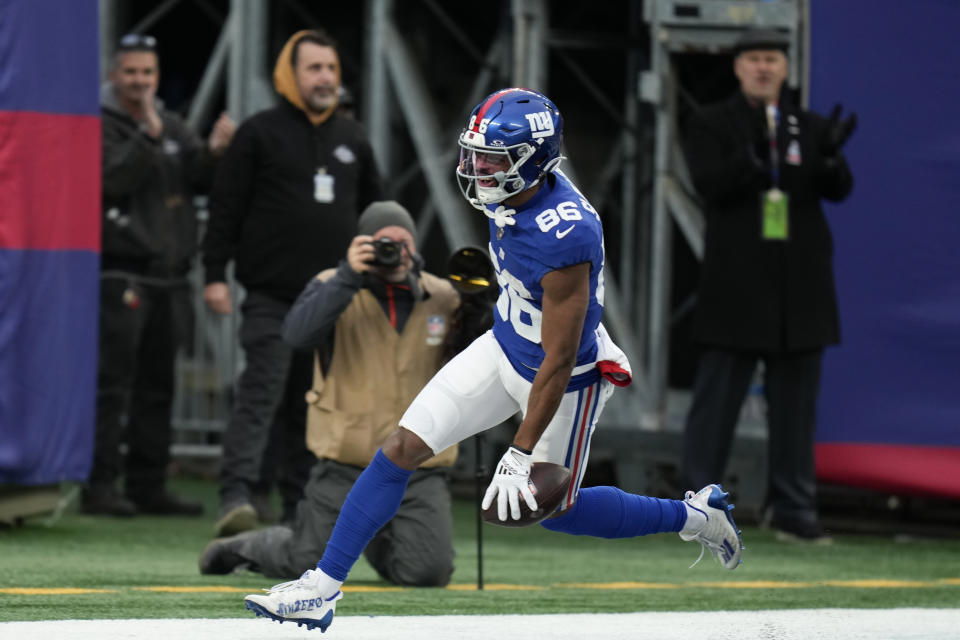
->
<box><xmin>357</xmin><ymin>201</ymin><xmax>417</xmax><ymax>241</ymax></box>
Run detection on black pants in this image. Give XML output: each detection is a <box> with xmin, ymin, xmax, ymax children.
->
<box><xmin>239</xmin><ymin>459</ymin><xmax>455</xmax><ymax>585</ymax></box>
<box><xmin>219</xmin><ymin>291</ymin><xmax>314</xmax><ymax>512</ymax></box>
<box><xmin>681</xmin><ymin>348</ymin><xmax>824</xmax><ymax>526</ymax></box>
<box><xmin>90</xmin><ymin>278</ymin><xmax>179</xmax><ymax>495</ymax></box>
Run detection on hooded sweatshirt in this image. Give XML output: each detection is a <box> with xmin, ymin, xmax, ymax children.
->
<box><xmin>202</xmin><ymin>31</ymin><xmax>383</xmax><ymax>303</ymax></box>
<box><xmin>101</xmin><ymin>84</ymin><xmax>216</xmax><ymax>277</ymax></box>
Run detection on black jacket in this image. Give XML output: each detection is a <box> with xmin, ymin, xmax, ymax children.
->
<box><xmin>202</xmin><ymin>100</ymin><xmax>383</xmax><ymax>303</ymax></box>
<box><xmin>100</xmin><ymin>86</ymin><xmax>216</xmax><ymax>277</ymax></box>
<box><xmin>683</xmin><ymin>90</ymin><xmax>854</xmax><ymax>352</ymax></box>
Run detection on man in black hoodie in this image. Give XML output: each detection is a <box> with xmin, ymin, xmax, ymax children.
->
<box><xmin>88</xmin><ymin>34</ymin><xmax>235</xmax><ymax>516</ymax></box>
<box><xmin>680</xmin><ymin>28</ymin><xmax>856</xmax><ymax>542</ymax></box>
<box><xmin>202</xmin><ymin>30</ymin><xmax>383</xmax><ymax>536</ymax></box>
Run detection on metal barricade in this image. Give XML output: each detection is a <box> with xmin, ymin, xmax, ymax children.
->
<box><xmin>170</xmin><ymin>198</ymin><xmax>244</xmax><ymax>458</ymax></box>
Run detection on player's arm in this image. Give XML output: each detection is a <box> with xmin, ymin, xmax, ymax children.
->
<box><xmin>482</xmin><ymin>260</ymin><xmax>590</xmax><ymax>521</ymax></box>
<box><xmin>513</xmin><ymin>261</ymin><xmax>591</xmax><ymax>451</ymax></box>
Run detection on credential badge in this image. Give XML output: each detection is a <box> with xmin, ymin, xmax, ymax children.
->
<box><xmin>426</xmin><ymin>315</ymin><xmax>446</xmax><ymax>346</ymax></box>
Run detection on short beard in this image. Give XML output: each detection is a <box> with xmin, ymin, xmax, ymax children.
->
<box><xmin>304</xmin><ymin>90</ymin><xmax>335</xmax><ymax>115</ymax></box>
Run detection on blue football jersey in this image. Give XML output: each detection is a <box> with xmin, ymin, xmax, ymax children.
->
<box><xmin>486</xmin><ymin>170</ymin><xmax>605</xmax><ymax>391</ymax></box>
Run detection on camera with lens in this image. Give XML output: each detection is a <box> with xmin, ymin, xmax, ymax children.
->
<box><xmin>368</xmin><ymin>237</ymin><xmax>404</xmax><ymax>268</ymax></box>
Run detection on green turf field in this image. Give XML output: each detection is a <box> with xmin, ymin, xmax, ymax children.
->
<box><xmin>1</xmin><ymin>476</ymin><xmax>958</xmax><ymax>622</ymax></box>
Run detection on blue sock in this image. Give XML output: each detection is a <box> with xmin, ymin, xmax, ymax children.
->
<box><xmin>317</xmin><ymin>449</ymin><xmax>413</xmax><ymax>581</ymax></box>
<box><xmin>540</xmin><ymin>486</ymin><xmax>686</xmax><ymax>538</ymax></box>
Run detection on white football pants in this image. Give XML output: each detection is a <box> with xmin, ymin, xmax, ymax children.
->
<box><xmin>400</xmin><ymin>330</ymin><xmax>614</xmax><ymax>509</ymax></box>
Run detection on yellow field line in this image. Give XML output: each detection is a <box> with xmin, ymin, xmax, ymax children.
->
<box><xmin>133</xmin><ymin>586</ymin><xmax>250</xmax><ymax>593</ymax></box>
<box><xmin>446</xmin><ymin>583</ymin><xmax>545</xmax><ymax>591</ymax></box>
<box><xmin>0</xmin><ymin>588</ymin><xmax>116</xmax><ymax>595</ymax></box>
<box><xmin>559</xmin><ymin>582</ymin><xmax>682</xmax><ymax>590</ymax></box>
<box><xmin>2</xmin><ymin>578</ymin><xmax>958</xmax><ymax>596</ymax></box>
<box><xmin>822</xmin><ymin>580</ymin><xmax>938</xmax><ymax>588</ymax></box>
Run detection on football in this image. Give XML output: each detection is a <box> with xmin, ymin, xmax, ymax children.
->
<box><xmin>481</xmin><ymin>462</ymin><xmax>572</xmax><ymax>527</ymax></box>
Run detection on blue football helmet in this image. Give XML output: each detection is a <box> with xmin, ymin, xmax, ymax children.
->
<box><xmin>456</xmin><ymin>88</ymin><xmax>564</xmax><ymax>210</ymax></box>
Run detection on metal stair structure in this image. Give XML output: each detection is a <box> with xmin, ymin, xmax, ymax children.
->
<box><xmin>92</xmin><ymin>1</ymin><xmax>804</xmax><ymax>507</ymax></box>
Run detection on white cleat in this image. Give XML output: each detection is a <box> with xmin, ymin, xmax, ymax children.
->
<box><xmin>244</xmin><ymin>569</ymin><xmax>342</xmax><ymax>632</ymax></box>
<box><xmin>679</xmin><ymin>484</ymin><xmax>744</xmax><ymax>570</ymax></box>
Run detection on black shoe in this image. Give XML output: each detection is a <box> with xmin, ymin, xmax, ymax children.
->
<box><xmin>198</xmin><ymin>531</ymin><xmax>257</xmax><ymax>575</ymax></box>
<box><xmin>214</xmin><ymin>501</ymin><xmax>258</xmax><ymax>536</ymax></box>
<box><xmin>81</xmin><ymin>488</ymin><xmax>138</xmax><ymax>517</ymax></box>
<box><xmin>773</xmin><ymin>518</ymin><xmax>833</xmax><ymax>545</ymax></box>
<box><xmin>250</xmin><ymin>492</ymin><xmax>277</xmax><ymax>525</ymax></box>
<box><xmin>128</xmin><ymin>490</ymin><xmax>204</xmax><ymax>516</ymax></box>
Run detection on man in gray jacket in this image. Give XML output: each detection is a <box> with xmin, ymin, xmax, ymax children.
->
<box><xmin>199</xmin><ymin>202</ymin><xmax>465</xmax><ymax>585</ymax></box>
<box><xmin>86</xmin><ymin>34</ymin><xmax>235</xmax><ymax>516</ymax></box>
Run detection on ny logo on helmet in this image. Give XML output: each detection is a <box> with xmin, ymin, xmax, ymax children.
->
<box><xmin>525</xmin><ymin>111</ymin><xmax>554</xmax><ymax>142</ymax></box>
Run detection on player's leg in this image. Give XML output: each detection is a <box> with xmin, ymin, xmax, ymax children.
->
<box><xmin>527</xmin><ymin>375</ymin><xmax>743</xmax><ymax>569</ymax></box>
<box><xmin>243</xmin><ymin>455</ymin><xmax>374</xmax><ymax>629</ymax></box>
<box><xmin>245</xmin><ymin>331</ymin><xmax>518</xmax><ymax>627</ymax></box>
<box><xmin>315</xmin><ymin>331</ymin><xmax>517</xmax><ymax>586</ymax></box>
<box><xmin>363</xmin><ymin>468</ymin><xmax>454</xmax><ymax>587</ymax></box>
<box><xmin>522</xmin><ymin>376</ymin><xmax>687</xmax><ymax>537</ymax></box>
<box><xmin>400</xmin><ymin>331</ymin><xmax>523</xmax><ymax>453</ymax></box>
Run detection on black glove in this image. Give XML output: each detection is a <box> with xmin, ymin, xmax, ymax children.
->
<box><xmin>821</xmin><ymin>103</ymin><xmax>858</xmax><ymax>158</ymax></box>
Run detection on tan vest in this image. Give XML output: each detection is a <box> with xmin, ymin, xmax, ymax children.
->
<box><xmin>305</xmin><ymin>270</ymin><xmax>460</xmax><ymax>468</ymax></box>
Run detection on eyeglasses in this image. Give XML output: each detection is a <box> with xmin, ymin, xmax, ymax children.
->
<box><xmin>117</xmin><ymin>34</ymin><xmax>157</xmax><ymax>51</ymax></box>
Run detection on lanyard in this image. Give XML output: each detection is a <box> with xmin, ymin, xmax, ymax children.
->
<box><xmin>765</xmin><ymin>104</ymin><xmax>780</xmax><ymax>187</ymax></box>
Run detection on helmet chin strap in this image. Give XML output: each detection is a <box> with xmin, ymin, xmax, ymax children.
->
<box><xmin>494</xmin><ymin>170</ymin><xmax>527</xmax><ymax>199</ymax></box>
<box><xmin>542</xmin><ymin>156</ymin><xmax>564</xmax><ymax>174</ymax></box>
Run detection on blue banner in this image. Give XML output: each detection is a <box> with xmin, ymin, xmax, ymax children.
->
<box><xmin>0</xmin><ymin>0</ymin><xmax>100</xmax><ymax>484</ymax></box>
<box><xmin>811</xmin><ymin>0</ymin><xmax>960</xmax><ymax>496</ymax></box>
<box><xmin>0</xmin><ymin>0</ymin><xmax>99</xmax><ymax>114</ymax></box>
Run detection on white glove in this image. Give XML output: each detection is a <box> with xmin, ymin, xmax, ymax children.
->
<box><xmin>481</xmin><ymin>446</ymin><xmax>538</xmax><ymax>521</ymax></box>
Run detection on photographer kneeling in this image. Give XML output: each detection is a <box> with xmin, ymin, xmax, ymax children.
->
<box><xmin>200</xmin><ymin>201</ymin><xmax>477</xmax><ymax>585</ymax></box>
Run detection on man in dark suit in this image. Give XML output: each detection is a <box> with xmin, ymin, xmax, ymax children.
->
<box><xmin>680</xmin><ymin>28</ymin><xmax>856</xmax><ymax>542</ymax></box>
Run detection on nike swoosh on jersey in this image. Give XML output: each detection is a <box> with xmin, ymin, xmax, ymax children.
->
<box><xmin>556</xmin><ymin>225</ymin><xmax>575</xmax><ymax>239</ymax></box>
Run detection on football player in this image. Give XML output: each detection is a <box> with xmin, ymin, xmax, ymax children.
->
<box><xmin>243</xmin><ymin>88</ymin><xmax>743</xmax><ymax>632</ymax></box>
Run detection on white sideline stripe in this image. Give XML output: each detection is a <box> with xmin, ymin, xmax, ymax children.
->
<box><xmin>1</xmin><ymin>609</ymin><xmax>959</xmax><ymax>640</ymax></box>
